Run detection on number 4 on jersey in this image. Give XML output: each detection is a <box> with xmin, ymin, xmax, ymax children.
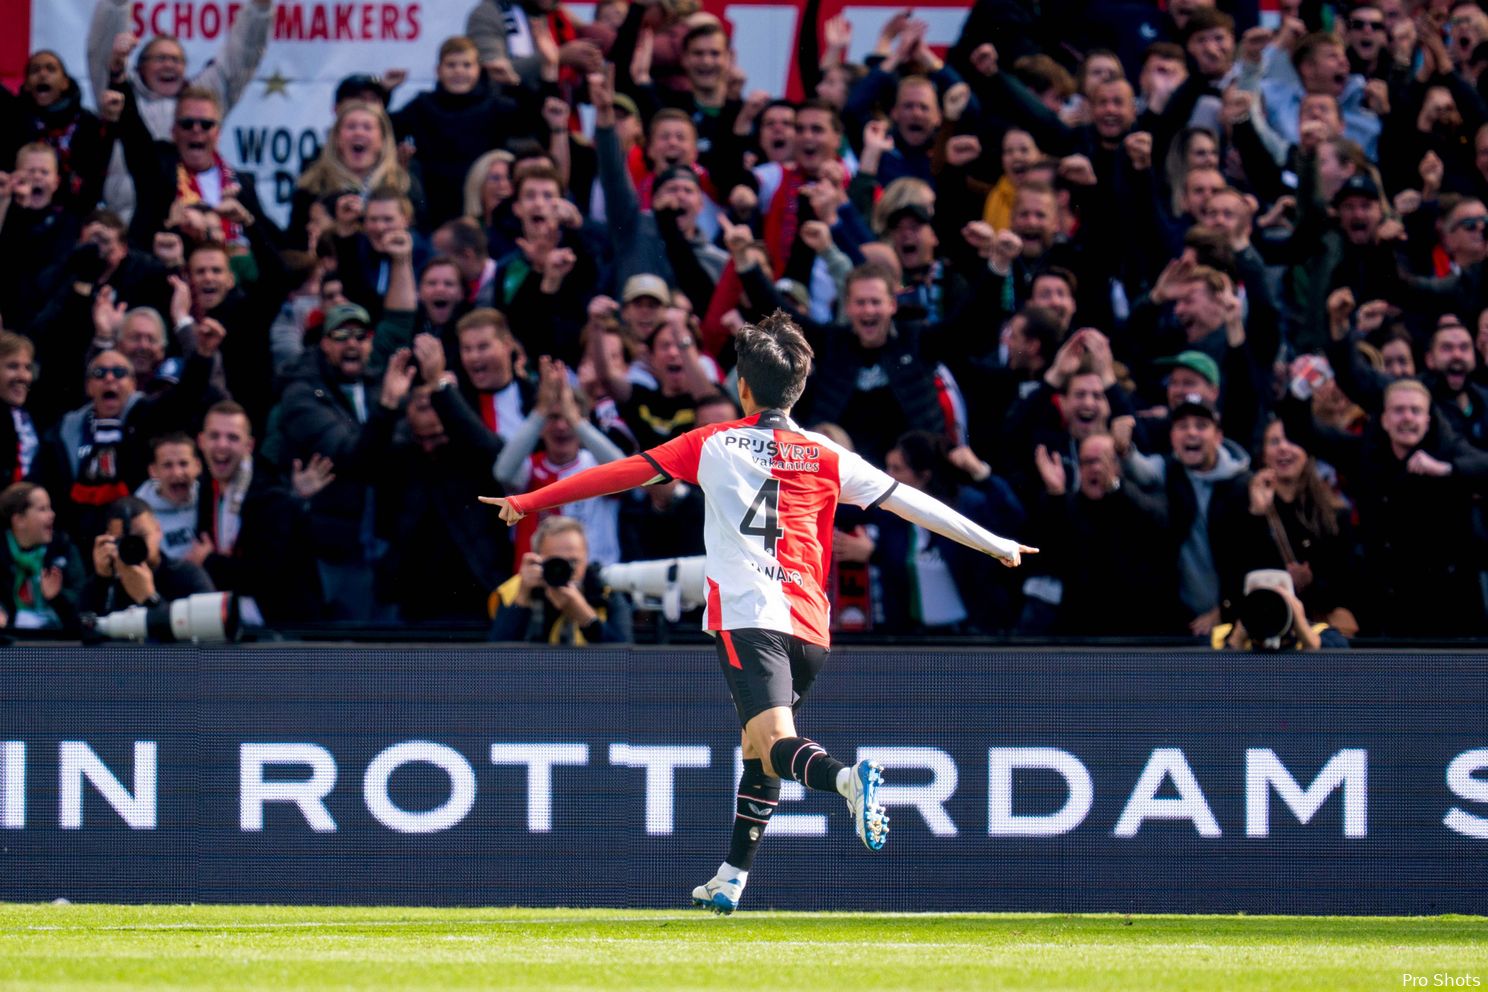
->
<box><xmin>738</xmin><ymin>478</ymin><xmax>782</xmax><ymax>556</ymax></box>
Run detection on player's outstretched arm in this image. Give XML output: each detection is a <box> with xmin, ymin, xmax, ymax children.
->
<box><xmin>480</xmin><ymin>453</ymin><xmax>665</xmax><ymax>523</ymax></box>
<box><xmin>879</xmin><ymin>483</ymin><xmax>1039</xmax><ymax>568</ymax></box>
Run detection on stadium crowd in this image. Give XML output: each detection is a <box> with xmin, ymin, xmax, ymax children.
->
<box><xmin>1</xmin><ymin>0</ymin><xmax>1486</xmax><ymax>641</ymax></box>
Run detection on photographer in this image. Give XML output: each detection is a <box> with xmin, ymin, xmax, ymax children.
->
<box><xmin>489</xmin><ymin>515</ymin><xmax>633</xmax><ymax>645</ymax></box>
<box><xmin>1212</xmin><ymin>569</ymin><xmax>1349</xmax><ymax>651</ymax></box>
<box><xmin>85</xmin><ymin>496</ymin><xmax>213</xmax><ymax>614</ymax></box>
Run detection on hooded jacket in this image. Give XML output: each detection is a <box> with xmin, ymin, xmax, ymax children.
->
<box><xmin>133</xmin><ymin>477</ymin><xmax>199</xmax><ymax>562</ymax></box>
<box><xmin>1125</xmin><ymin>437</ymin><xmax>1252</xmax><ymax>617</ymax></box>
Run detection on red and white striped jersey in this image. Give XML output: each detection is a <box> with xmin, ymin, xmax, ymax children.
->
<box><xmin>641</xmin><ymin>409</ymin><xmax>898</xmax><ymax>647</ymax></box>
<box><xmin>505</xmin><ymin>415</ymin><xmax>1025</xmax><ymax>642</ymax></box>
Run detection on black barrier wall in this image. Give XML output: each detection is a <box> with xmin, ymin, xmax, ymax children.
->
<box><xmin>1</xmin><ymin>645</ymin><xmax>1485</xmax><ymax>913</ymax></box>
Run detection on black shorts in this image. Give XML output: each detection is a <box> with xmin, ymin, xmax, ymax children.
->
<box><xmin>714</xmin><ymin>628</ymin><xmax>829</xmax><ymax>725</ymax></box>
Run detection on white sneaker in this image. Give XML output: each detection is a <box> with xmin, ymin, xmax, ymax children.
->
<box><xmin>691</xmin><ymin>875</ymin><xmax>744</xmax><ymax>915</ymax></box>
<box><xmin>845</xmin><ymin>759</ymin><xmax>889</xmax><ymax>851</ymax></box>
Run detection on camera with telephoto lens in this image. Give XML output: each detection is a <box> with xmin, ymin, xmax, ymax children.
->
<box><xmin>599</xmin><ymin>556</ymin><xmax>707</xmax><ymax>622</ymax></box>
<box><xmin>540</xmin><ymin>556</ymin><xmax>574</xmax><ymax>588</ymax></box>
<box><xmin>82</xmin><ymin>592</ymin><xmax>241</xmax><ymax>645</ymax></box>
<box><xmin>1237</xmin><ymin>569</ymin><xmax>1297</xmax><ymax>651</ymax></box>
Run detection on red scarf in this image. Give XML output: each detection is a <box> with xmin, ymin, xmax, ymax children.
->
<box><xmin>1432</xmin><ymin>244</ymin><xmax>1454</xmax><ymax>278</ymax></box>
<box><xmin>763</xmin><ymin>165</ymin><xmax>808</xmax><ymax>274</ymax></box>
<box><xmin>176</xmin><ymin>155</ymin><xmax>244</xmax><ymax>243</ymax></box>
<box><xmin>545</xmin><ymin>11</ymin><xmax>583</xmax><ymax>92</ymax></box>
<box><xmin>41</xmin><ymin>119</ymin><xmax>86</xmax><ymax>199</ymax></box>
<box><xmin>479</xmin><ymin>392</ymin><xmax>499</xmax><ymax>434</ymax></box>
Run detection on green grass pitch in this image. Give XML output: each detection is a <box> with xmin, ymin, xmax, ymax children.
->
<box><xmin>0</xmin><ymin>904</ymin><xmax>1482</xmax><ymax>991</ymax></box>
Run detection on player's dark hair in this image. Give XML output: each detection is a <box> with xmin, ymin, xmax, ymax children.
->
<box><xmin>735</xmin><ymin>310</ymin><xmax>814</xmax><ymax>412</ymax></box>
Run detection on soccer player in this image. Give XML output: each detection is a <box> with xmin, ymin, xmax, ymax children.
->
<box><xmin>482</xmin><ymin>311</ymin><xmax>1036</xmax><ymax>913</ymax></box>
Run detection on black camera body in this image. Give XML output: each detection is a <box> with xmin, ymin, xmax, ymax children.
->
<box><xmin>117</xmin><ymin>534</ymin><xmax>150</xmax><ymax>567</ymax></box>
<box><xmin>110</xmin><ymin>501</ymin><xmax>150</xmax><ymax>568</ymax></box>
<box><xmin>69</xmin><ymin>242</ymin><xmax>109</xmax><ymax>284</ymax></box>
<box><xmin>540</xmin><ymin>556</ymin><xmax>574</xmax><ymax>588</ymax></box>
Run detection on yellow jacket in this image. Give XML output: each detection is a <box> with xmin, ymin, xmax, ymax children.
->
<box><xmin>490</xmin><ymin>574</ymin><xmax>611</xmax><ymax>646</ymax></box>
<box><xmin>983</xmin><ymin>176</ymin><xmax>1017</xmax><ymax>230</ymax></box>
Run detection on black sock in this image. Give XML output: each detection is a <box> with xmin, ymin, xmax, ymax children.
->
<box><xmin>770</xmin><ymin>736</ymin><xmax>848</xmax><ymax>794</ymax></box>
<box><xmin>726</xmin><ymin>758</ymin><xmax>780</xmax><ymax>871</ymax></box>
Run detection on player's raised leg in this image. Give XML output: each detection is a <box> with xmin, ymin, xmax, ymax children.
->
<box><xmin>749</xmin><ymin>706</ymin><xmax>888</xmax><ymax>852</ymax></box>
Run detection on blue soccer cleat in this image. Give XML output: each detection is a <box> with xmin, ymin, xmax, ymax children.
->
<box><xmin>691</xmin><ymin>876</ymin><xmax>744</xmax><ymax>915</ymax></box>
<box><xmin>846</xmin><ymin>759</ymin><xmax>889</xmax><ymax>851</ymax></box>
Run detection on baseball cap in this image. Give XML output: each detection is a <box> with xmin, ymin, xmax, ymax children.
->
<box><xmin>885</xmin><ymin>203</ymin><xmax>933</xmax><ymax>228</ymax></box>
<box><xmin>323</xmin><ymin>302</ymin><xmax>372</xmax><ymax>334</ymax></box>
<box><xmin>1332</xmin><ymin>174</ymin><xmax>1380</xmax><ymax>206</ymax></box>
<box><xmin>613</xmin><ymin>93</ymin><xmax>640</xmax><ymax>119</ymax></box>
<box><xmin>1155</xmin><ymin>349</ymin><xmax>1221</xmax><ymax>386</ymax></box>
<box><xmin>153</xmin><ymin>356</ymin><xmax>184</xmax><ymax>386</ymax></box>
<box><xmin>653</xmin><ymin>165</ymin><xmax>702</xmax><ymax>191</ymax></box>
<box><xmin>622</xmin><ymin>274</ymin><xmax>671</xmax><ymax>304</ymax></box>
<box><xmin>1244</xmin><ymin>568</ymin><xmax>1296</xmax><ymax>598</ymax></box>
<box><xmin>1170</xmin><ymin>392</ymin><xmax>1219</xmax><ymax>424</ymax></box>
<box><xmin>334</xmin><ymin>74</ymin><xmax>388</xmax><ymax>107</ymax></box>
<box><xmin>774</xmin><ymin>278</ymin><xmax>811</xmax><ymax>310</ymax></box>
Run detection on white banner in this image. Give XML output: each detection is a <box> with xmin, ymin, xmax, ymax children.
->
<box><xmin>31</xmin><ymin>0</ymin><xmax>969</xmax><ymax>229</ymax></box>
<box><xmin>32</xmin><ymin>2</ymin><xmax>464</xmax><ymax>228</ymax></box>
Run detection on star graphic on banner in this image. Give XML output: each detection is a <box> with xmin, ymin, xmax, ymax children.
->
<box><xmin>262</xmin><ymin>70</ymin><xmax>290</xmax><ymax>98</ymax></box>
